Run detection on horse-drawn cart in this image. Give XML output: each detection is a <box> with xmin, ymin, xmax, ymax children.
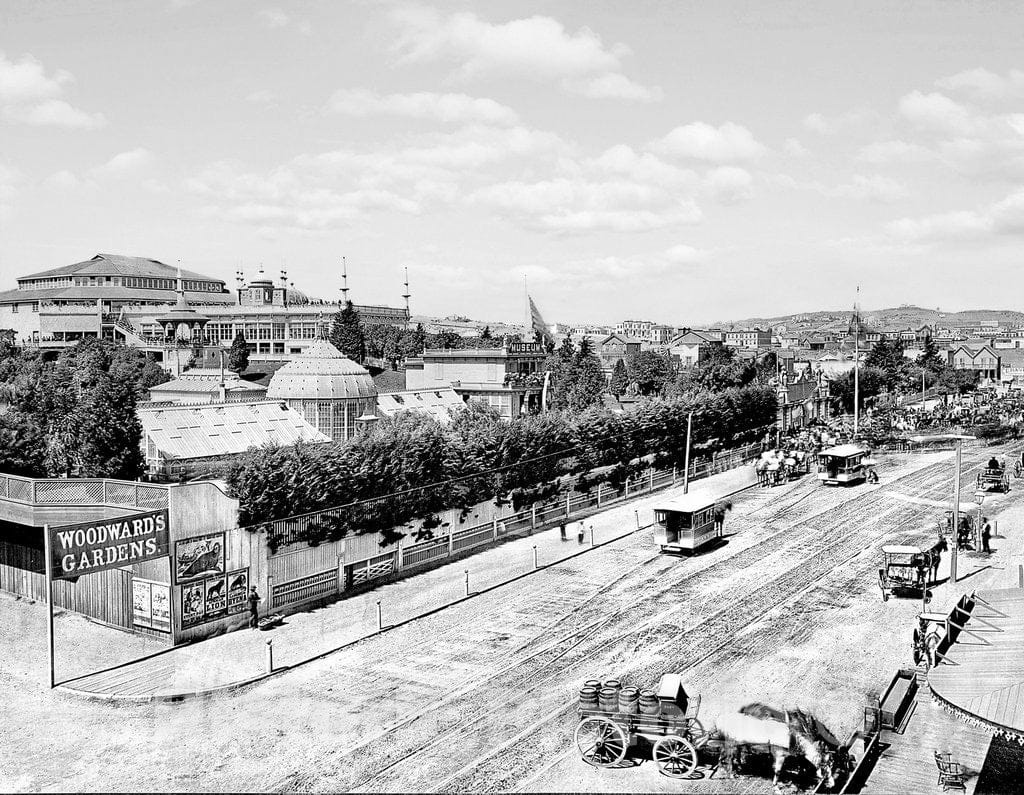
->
<box><xmin>878</xmin><ymin>545</ymin><xmax>926</xmax><ymax>601</ymax></box>
<box><xmin>575</xmin><ymin>674</ymin><xmax>705</xmax><ymax>778</ymax></box>
<box><xmin>977</xmin><ymin>465</ymin><xmax>1009</xmax><ymax>493</ymax></box>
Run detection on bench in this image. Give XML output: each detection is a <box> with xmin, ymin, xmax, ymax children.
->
<box><xmin>878</xmin><ymin>669</ymin><xmax>917</xmax><ymax>732</ymax></box>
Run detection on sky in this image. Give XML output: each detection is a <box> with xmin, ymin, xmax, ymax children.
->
<box><xmin>1</xmin><ymin>0</ymin><xmax>1023</xmax><ymax>325</ymax></box>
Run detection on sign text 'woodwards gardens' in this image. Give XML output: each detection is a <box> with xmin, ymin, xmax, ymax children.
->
<box><xmin>48</xmin><ymin>510</ymin><xmax>170</xmax><ymax>579</ymax></box>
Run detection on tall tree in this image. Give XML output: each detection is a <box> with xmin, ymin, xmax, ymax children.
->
<box><xmin>916</xmin><ymin>335</ymin><xmax>944</xmax><ymax>375</ymax></box>
<box><xmin>227</xmin><ymin>332</ymin><xmax>250</xmax><ymax>374</ymax></box>
<box><xmin>567</xmin><ymin>338</ymin><xmax>606</xmax><ymax>411</ymax></box>
<box><xmin>330</xmin><ymin>300</ymin><xmax>367</xmax><ymax>361</ymax></box>
<box><xmin>608</xmin><ymin>358</ymin><xmax>629</xmax><ymax>397</ymax></box>
<box><xmin>627</xmin><ymin>350</ymin><xmax>670</xmax><ymax>396</ymax></box>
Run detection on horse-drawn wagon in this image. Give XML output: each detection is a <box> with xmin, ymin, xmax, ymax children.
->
<box><xmin>574</xmin><ymin>674</ymin><xmax>704</xmax><ymax>777</ymax></box>
<box><xmin>977</xmin><ymin>461</ymin><xmax>1009</xmax><ymax>493</ymax></box>
<box><xmin>575</xmin><ymin>677</ymin><xmax>851</xmax><ymax>788</ymax></box>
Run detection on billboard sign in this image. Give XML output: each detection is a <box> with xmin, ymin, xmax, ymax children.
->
<box><xmin>181</xmin><ymin>568</ymin><xmax>249</xmax><ymax>629</ymax></box>
<box><xmin>174</xmin><ymin>533</ymin><xmax>225</xmax><ymax>583</ymax></box>
<box><xmin>49</xmin><ymin>510</ymin><xmax>170</xmax><ymax>580</ymax></box>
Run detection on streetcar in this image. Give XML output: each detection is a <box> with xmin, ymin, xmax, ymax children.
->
<box><xmin>653</xmin><ymin>494</ymin><xmax>722</xmax><ymax>554</ymax></box>
<box><xmin>816</xmin><ymin>444</ymin><xmax>869</xmax><ymax>486</ymax></box>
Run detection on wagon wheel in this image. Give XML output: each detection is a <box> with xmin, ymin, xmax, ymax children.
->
<box><xmin>575</xmin><ymin>717</ymin><xmax>627</xmax><ymax>768</ymax></box>
<box><xmin>686</xmin><ymin>717</ymin><xmax>708</xmax><ymax>747</ymax></box>
<box><xmin>653</xmin><ymin>735</ymin><xmax>699</xmax><ymax>779</ymax></box>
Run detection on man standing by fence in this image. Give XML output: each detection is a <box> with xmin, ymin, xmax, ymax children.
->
<box><xmin>248</xmin><ymin>587</ymin><xmax>262</xmax><ymax>631</ymax></box>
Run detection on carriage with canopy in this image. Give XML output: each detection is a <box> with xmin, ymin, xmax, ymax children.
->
<box><xmin>878</xmin><ymin>545</ymin><xmax>928</xmax><ymax>601</ymax></box>
<box><xmin>977</xmin><ymin>459</ymin><xmax>1010</xmax><ymax>493</ymax></box>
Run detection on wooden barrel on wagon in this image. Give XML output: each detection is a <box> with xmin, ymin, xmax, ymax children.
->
<box><xmin>599</xmin><ymin>686</ymin><xmax>620</xmax><ymax>712</ymax></box>
<box><xmin>578</xmin><ymin>686</ymin><xmax>599</xmax><ymax>711</ymax></box>
<box><xmin>639</xmin><ymin>689</ymin><xmax>661</xmax><ymax>715</ymax></box>
<box><xmin>618</xmin><ymin>686</ymin><xmax>640</xmax><ymax>714</ymax></box>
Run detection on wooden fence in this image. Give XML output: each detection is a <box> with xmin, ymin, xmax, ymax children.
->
<box><xmin>263</xmin><ymin>441</ymin><xmax>764</xmax><ymax>610</ymax></box>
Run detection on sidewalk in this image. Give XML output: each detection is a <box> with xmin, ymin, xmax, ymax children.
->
<box><xmin>57</xmin><ymin>466</ymin><xmax>758</xmax><ymax>701</ymax></box>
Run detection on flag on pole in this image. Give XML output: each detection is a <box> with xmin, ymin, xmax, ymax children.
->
<box><xmin>528</xmin><ymin>295</ymin><xmax>552</xmax><ymax>344</ymax></box>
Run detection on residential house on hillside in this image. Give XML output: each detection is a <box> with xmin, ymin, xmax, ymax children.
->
<box><xmin>667</xmin><ymin>330</ymin><xmax>723</xmax><ymax>369</ymax></box>
<box><xmin>724</xmin><ymin>328</ymin><xmax>771</xmax><ymax>349</ymax></box>
<box><xmin>948</xmin><ymin>345</ymin><xmax>1000</xmax><ymax>383</ymax></box>
<box><xmin>596</xmin><ymin>333</ymin><xmax>642</xmax><ymax>378</ymax></box>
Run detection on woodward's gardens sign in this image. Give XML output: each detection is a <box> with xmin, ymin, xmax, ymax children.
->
<box><xmin>48</xmin><ymin>509</ymin><xmax>170</xmax><ymax>579</ymax></box>
<box><xmin>43</xmin><ymin>509</ymin><xmax>170</xmax><ymax>688</ymax></box>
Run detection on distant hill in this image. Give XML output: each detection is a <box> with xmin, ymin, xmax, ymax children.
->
<box><xmin>713</xmin><ymin>305</ymin><xmax>1024</xmax><ymax>332</ymax></box>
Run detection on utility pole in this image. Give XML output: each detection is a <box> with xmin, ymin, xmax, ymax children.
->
<box><xmin>951</xmin><ymin>438</ymin><xmax>962</xmax><ymax>584</ymax></box>
<box><xmin>853</xmin><ymin>288</ymin><xmax>860</xmax><ymax>439</ymax></box>
<box><xmin>683</xmin><ymin>411</ymin><xmax>694</xmax><ymax>494</ymax></box>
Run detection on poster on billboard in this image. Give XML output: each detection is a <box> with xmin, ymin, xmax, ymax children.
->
<box><xmin>227</xmin><ymin>570</ymin><xmax>249</xmax><ymax>614</ymax></box>
<box><xmin>133</xmin><ymin>578</ymin><xmax>172</xmax><ymax>633</ymax></box>
<box><xmin>132</xmin><ymin>580</ymin><xmax>153</xmax><ymax>628</ymax></box>
<box><xmin>204</xmin><ymin>577</ymin><xmax>227</xmax><ymax>620</ymax></box>
<box><xmin>174</xmin><ymin>533</ymin><xmax>225</xmax><ymax>583</ymax></box>
<box><xmin>150</xmin><ymin>583</ymin><xmax>171</xmax><ymax>632</ymax></box>
<box><xmin>49</xmin><ymin>510</ymin><xmax>170</xmax><ymax>580</ymax></box>
<box><xmin>181</xmin><ymin>581</ymin><xmax>205</xmax><ymax>628</ymax></box>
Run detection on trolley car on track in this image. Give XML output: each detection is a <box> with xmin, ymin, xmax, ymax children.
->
<box><xmin>817</xmin><ymin>444</ymin><xmax>869</xmax><ymax>486</ymax></box>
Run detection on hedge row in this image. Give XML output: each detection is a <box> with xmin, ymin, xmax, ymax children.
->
<box><xmin>226</xmin><ymin>385</ymin><xmax>778</xmax><ymax>548</ymax></box>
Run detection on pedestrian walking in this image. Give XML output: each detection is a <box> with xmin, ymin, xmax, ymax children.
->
<box><xmin>248</xmin><ymin>586</ymin><xmax>262</xmax><ymax>631</ymax></box>
<box><xmin>559</xmin><ymin>523</ymin><xmax>567</xmax><ymax>541</ymax></box>
<box><xmin>982</xmin><ymin>518</ymin><xmax>993</xmax><ymax>554</ymax></box>
<box><xmin>577</xmin><ymin>522</ymin><xmax>585</xmax><ymax>544</ymax></box>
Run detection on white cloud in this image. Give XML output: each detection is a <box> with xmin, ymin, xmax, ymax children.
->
<box><xmin>471</xmin><ymin>177</ymin><xmax>702</xmax><ymax>233</ymax></box>
<box><xmin>801</xmin><ymin>108</ymin><xmax>878</xmax><ymax>135</ymax></box>
<box><xmin>389</xmin><ymin>8</ymin><xmax>661</xmax><ymax>101</ymax></box>
<box><xmin>936</xmin><ymin>68</ymin><xmax>1024</xmax><ymax>101</ymax></box>
<box><xmin>783</xmin><ymin>138</ymin><xmax>809</xmax><ymax>157</ymax></box>
<box><xmin>664</xmin><ymin>244</ymin><xmax>707</xmax><ymax>264</ymax></box>
<box><xmin>0</xmin><ymin>52</ymin><xmax>106</xmax><ymax>129</ymax></box>
<box><xmin>898</xmin><ymin>90</ymin><xmax>977</xmax><ymax>135</ymax></box>
<box><xmin>857</xmin><ymin>139</ymin><xmax>934</xmax><ymax>164</ymax></box>
<box><xmin>0</xmin><ymin>162</ymin><xmax>18</xmax><ymax>221</ymax></box>
<box><xmin>185</xmin><ymin>125</ymin><xmax>568</xmax><ymax>231</ymax></box>
<box><xmin>325</xmin><ymin>89</ymin><xmax>519</xmax><ymax>125</ymax></box>
<box><xmin>503</xmin><ymin>245</ymin><xmax>709</xmax><ymax>287</ymax></box>
<box><xmin>255</xmin><ymin>8</ymin><xmax>310</xmax><ymax>34</ymax></box>
<box><xmin>565</xmin><ymin>73</ymin><xmax>663</xmax><ymax>103</ymax></box>
<box><xmin>825</xmin><ymin>174</ymin><xmax>909</xmax><ymax>203</ymax></box>
<box><xmin>256</xmin><ymin>8</ymin><xmax>290</xmax><ymax>28</ymax></box>
<box><xmin>246</xmin><ymin>89</ymin><xmax>277</xmax><ymax>105</ymax></box>
<box><xmin>887</xmin><ymin>210</ymin><xmax>992</xmax><ymax>242</ymax></box>
<box><xmin>652</xmin><ymin>122</ymin><xmax>766</xmax><ymax>162</ymax></box>
<box><xmin>42</xmin><ymin>169</ymin><xmax>83</xmax><ymax>191</ymax></box>
<box><xmin>886</xmin><ymin>187</ymin><xmax>1024</xmax><ymax>242</ymax></box>
<box><xmin>89</xmin><ymin>148</ymin><xmax>154</xmax><ymax>178</ymax></box>
<box><xmin>702</xmin><ymin>166</ymin><xmax>753</xmax><ymax>204</ymax></box>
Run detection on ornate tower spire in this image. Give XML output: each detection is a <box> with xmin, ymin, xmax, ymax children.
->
<box><xmin>340</xmin><ymin>256</ymin><xmax>349</xmax><ymax>305</ymax></box>
<box><xmin>402</xmin><ymin>266</ymin><xmax>411</xmax><ymax>328</ymax></box>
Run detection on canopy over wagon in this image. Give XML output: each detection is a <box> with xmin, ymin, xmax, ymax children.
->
<box><xmin>817</xmin><ymin>444</ymin><xmax>869</xmax><ymax>486</ymax></box>
<box><xmin>878</xmin><ymin>545</ymin><xmax>927</xmax><ymax>601</ymax></box>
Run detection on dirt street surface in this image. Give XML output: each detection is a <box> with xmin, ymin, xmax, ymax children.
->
<box><xmin>1</xmin><ymin>443</ymin><xmax>1021</xmax><ymax>793</ymax></box>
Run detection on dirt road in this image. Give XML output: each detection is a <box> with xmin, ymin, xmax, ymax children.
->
<box><xmin>1</xmin><ymin>444</ymin><xmax>1015</xmax><ymax>793</ymax></box>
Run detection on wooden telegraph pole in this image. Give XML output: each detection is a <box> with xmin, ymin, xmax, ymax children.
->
<box><xmin>43</xmin><ymin>523</ymin><xmax>55</xmax><ymax>689</ymax></box>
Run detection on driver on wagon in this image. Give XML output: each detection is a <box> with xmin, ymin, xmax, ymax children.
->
<box><xmin>988</xmin><ymin>456</ymin><xmax>1001</xmax><ymax>471</ymax></box>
